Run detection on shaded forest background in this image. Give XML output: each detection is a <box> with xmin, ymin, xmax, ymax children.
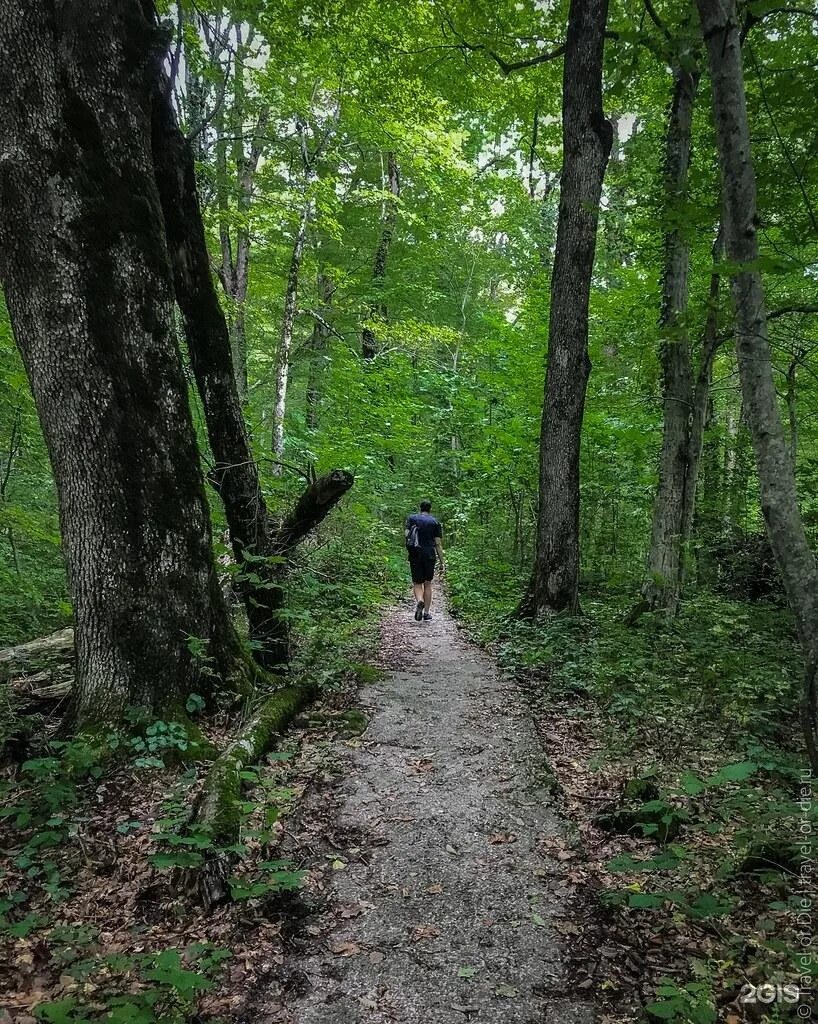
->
<box><xmin>0</xmin><ymin>0</ymin><xmax>816</xmax><ymax>1021</ymax></box>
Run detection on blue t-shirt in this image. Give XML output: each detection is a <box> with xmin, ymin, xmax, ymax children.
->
<box><xmin>405</xmin><ymin>513</ymin><xmax>442</xmax><ymax>558</ymax></box>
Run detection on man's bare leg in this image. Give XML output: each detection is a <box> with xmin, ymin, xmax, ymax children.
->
<box><xmin>413</xmin><ymin>582</ymin><xmax>424</xmax><ymax>605</ymax></box>
<box><xmin>423</xmin><ymin>581</ymin><xmax>433</xmax><ymax>613</ymax></box>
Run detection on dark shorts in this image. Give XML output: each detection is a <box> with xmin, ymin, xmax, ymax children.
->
<box><xmin>408</xmin><ymin>550</ymin><xmax>435</xmax><ymax>584</ymax></box>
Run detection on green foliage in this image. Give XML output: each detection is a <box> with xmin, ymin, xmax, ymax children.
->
<box><xmin>449</xmin><ymin>553</ymin><xmax>815</xmax><ymax>1018</ymax></box>
<box><xmin>2</xmin><ymin>0</ymin><xmax>818</xmax><ymax>1019</ymax></box>
<box><xmin>31</xmin><ymin>943</ymin><xmax>233</xmax><ymax>1024</ymax></box>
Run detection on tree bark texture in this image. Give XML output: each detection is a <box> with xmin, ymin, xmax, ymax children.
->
<box><xmin>698</xmin><ymin>0</ymin><xmax>818</xmax><ymax>767</ymax></box>
<box><xmin>0</xmin><ymin>0</ymin><xmax>235</xmax><ymax>726</ymax></box>
<box><xmin>641</xmin><ymin>66</ymin><xmax>700</xmax><ymax>615</ymax></box>
<box><xmin>362</xmin><ymin>152</ymin><xmax>400</xmax><ymax>360</ymax></box>
<box><xmin>525</xmin><ymin>0</ymin><xmax>613</xmax><ymax>616</ymax></box>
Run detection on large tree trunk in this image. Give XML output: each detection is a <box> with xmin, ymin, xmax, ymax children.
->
<box><xmin>523</xmin><ymin>0</ymin><xmax>612</xmax><ymax>616</ymax></box>
<box><xmin>698</xmin><ymin>0</ymin><xmax>818</xmax><ymax>767</ymax></box>
<box><xmin>362</xmin><ymin>152</ymin><xmax>400</xmax><ymax>360</ymax></box>
<box><xmin>272</xmin><ymin>197</ymin><xmax>312</xmax><ymax>471</ymax></box>
<box><xmin>0</xmin><ymin>0</ymin><xmax>242</xmax><ymax>727</ymax></box>
<box><xmin>641</xmin><ymin>67</ymin><xmax>699</xmax><ymax>615</ymax></box>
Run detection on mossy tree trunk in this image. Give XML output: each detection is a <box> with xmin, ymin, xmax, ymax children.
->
<box><xmin>0</xmin><ymin>0</ymin><xmax>248</xmax><ymax>728</ymax></box>
<box><xmin>191</xmin><ymin>680</ymin><xmax>318</xmax><ymax>908</ymax></box>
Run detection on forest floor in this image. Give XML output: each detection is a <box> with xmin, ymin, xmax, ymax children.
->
<box><xmin>250</xmin><ymin>596</ymin><xmax>594</xmax><ymax>1024</ymax></box>
<box><xmin>3</xmin><ymin>588</ymin><xmax>808</xmax><ymax>1023</ymax></box>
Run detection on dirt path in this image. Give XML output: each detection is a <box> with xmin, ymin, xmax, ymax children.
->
<box><xmin>278</xmin><ymin>597</ymin><xmax>592</xmax><ymax>1023</ymax></box>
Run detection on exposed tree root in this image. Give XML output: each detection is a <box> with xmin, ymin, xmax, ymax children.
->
<box><xmin>190</xmin><ymin>682</ymin><xmax>318</xmax><ymax>908</ymax></box>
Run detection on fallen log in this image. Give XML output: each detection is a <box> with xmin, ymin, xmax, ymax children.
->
<box><xmin>10</xmin><ymin>674</ymin><xmax>73</xmax><ymax>701</ymax></box>
<box><xmin>189</xmin><ymin>681</ymin><xmax>318</xmax><ymax>908</ymax></box>
<box><xmin>0</xmin><ymin>629</ymin><xmax>76</xmax><ymax>702</ymax></box>
<box><xmin>0</xmin><ymin>627</ymin><xmax>74</xmax><ymax>665</ymax></box>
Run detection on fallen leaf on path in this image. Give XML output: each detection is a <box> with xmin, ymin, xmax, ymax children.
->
<box><xmin>488</xmin><ymin>832</ymin><xmax>517</xmax><ymax>845</ymax></box>
<box><xmin>409</xmin><ymin>924</ymin><xmax>441</xmax><ymax>942</ymax></box>
<box><xmin>368</xmin><ymin>951</ymin><xmax>385</xmax><ymax>964</ymax></box>
<box><xmin>330</xmin><ymin>940</ymin><xmax>361</xmax><ymax>956</ymax></box>
<box><xmin>457</xmin><ymin>965</ymin><xmax>477</xmax><ymax>978</ymax></box>
<box><xmin>426</xmin><ymin>883</ymin><xmax>443</xmax><ymax>894</ymax></box>
<box><xmin>494</xmin><ymin>984</ymin><xmax>519</xmax><ymax>998</ymax></box>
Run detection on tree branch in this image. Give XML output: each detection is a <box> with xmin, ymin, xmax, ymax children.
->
<box><xmin>717</xmin><ymin>302</ymin><xmax>818</xmax><ymax>343</ymax></box>
<box><xmin>642</xmin><ymin>0</ymin><xmax>673</xmax><ymax>43</ymax></box>
<box><xmin>274</xmin><ymin>470</ymin><xmax>354</xmax><ymax>553</ymax></box>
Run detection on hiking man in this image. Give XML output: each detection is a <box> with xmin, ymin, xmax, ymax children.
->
<box><xmin>405</xmin><ymin>499</ymin><xmax>445</xmax><ymax>621</ymax></box>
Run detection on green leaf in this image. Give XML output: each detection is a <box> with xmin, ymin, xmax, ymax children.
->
<box><xmin>645</xmin><ymin>1000</ymin><xmax>680</xmax><ymax>1020</ymax></box>
<box><xmin>684</xmin><ymin>893</ymin><xmax>732</xmax><ymax>919</ymax></box>
<box><xmin>143</xmin><ymin>950</ymin><xmax>212</xmax><ymax>998</ymax></box>
<box><xmin>628</xmin><ymin>892</ymin><xmax>664</xmax><ymax>909</ymax></box>
<box><xmin>680</xmin><ymin>771</ymin><xmax>705</xmax><ymax>796</ymax></box>
<box><xmin>149</xmin><ymin>851</ymin><xmax>203</xmax><ymax>869</ymax></box>
<box><xmin>5</xmin><ymin>913</ymin><xmax>46</xmax><ymax>937</ymax></box>
<box><xmin>706</xmin><ymin>761</ymin><xmax>757</xmax><ymax>785</ymax></box>
<box><xmin>34</xmin><ymin>997</ymin><xmax>92</xmax><ymax>1024</ymax></box>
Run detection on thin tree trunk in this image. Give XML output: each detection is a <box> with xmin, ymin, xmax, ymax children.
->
<box><xmin>727</xmin><ymin>406</ymin><xmax>753</xmax><ymax>537</ymax></box>
<box><xmin>695</xmin><ymin>394</ymin><xmax>721</xmax><ymax>580</ymax></box>
<box><xmin>786</xmin><ymin>353</ymin><xmax>800</xmax><ymax>467</ymax></box>
<box><xmin>698</xmin><ymin>0</ymin><xmax>818</xmax><ymax>767</ymax></box>
<box><xmin>272</xmin><ymin>197</ymin><xmax>312</xmax><ymax>471</ymax></box>
<box><xmin>206</xmin><ymin>23</ymin><xmax>267</xmax><ymax>407</ymax></box>
<box><xmin>522</xmin><ymin>0</ymin><xmax>613</xmax><ymax>616</ymax></box>
<box><xmin>0</xmin><ymin>0</ymin><xmax>243</xmax><ymax>727</ymax></box>
<box><xmin>680</xmin><ymin>225</ymin><xmax>724</xmax><ymax>554</ymax></box>
<box><xmin>362</xmin><ymin>151</ymin><xmax>400</xmax><ymax>359</ymax></box>
<box><xmin>640</xmin><ymin>66</ymin><xmax>699</xmax><ymax>615</ymax></box>
<box><xmin>151</xmin><ymin>67</ymin><xmax>351</xmax><ymax>670</ymax></box>
<box><xmin>306</xmin><ymin>271</ymin><xmax>335</xmax><ymax>430</ymax></box>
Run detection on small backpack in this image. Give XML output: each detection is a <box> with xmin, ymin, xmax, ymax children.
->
<box><xmin>406</xmin><ymin>519</ymin><xmax>421</xmax><ymax>550</ymax></box>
